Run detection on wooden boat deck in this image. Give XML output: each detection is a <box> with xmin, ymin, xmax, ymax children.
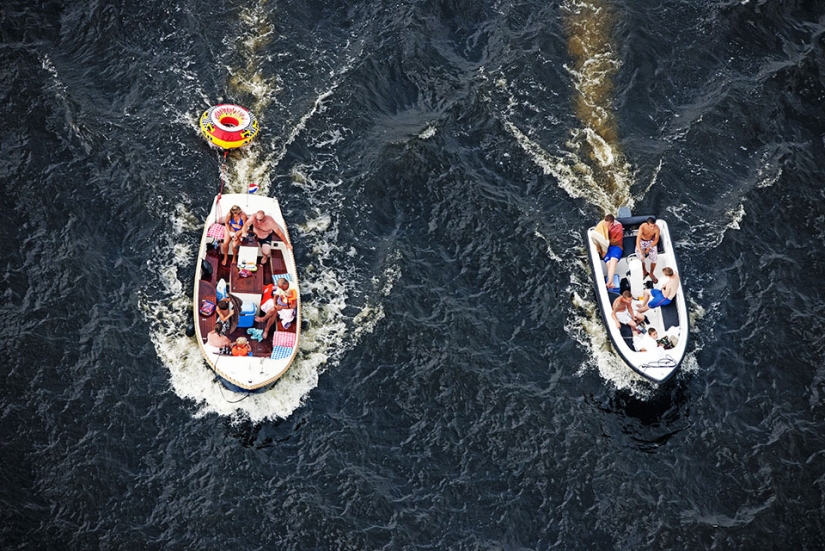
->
<box><xmin>196</xmin><ymin>235</ymin><xmax>297</xmax><ymax>359</ymax></box>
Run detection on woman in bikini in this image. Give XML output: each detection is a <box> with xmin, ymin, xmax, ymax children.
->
<box><xmin>222</xmin><ymin>205</ymin><xmax>248</xmax><ymax>266</ymax></box>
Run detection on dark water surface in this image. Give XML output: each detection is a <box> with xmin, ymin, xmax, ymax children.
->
<box><xmin>2</xmin><ymin>0</ymin><xmax>825</xmax><ymax>548</ymax></box>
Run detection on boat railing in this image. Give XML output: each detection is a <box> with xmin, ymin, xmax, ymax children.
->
<box><xmin>641</xmin><ymin>355</ymin><xmax>677</xmax><ymax>370</ymax></box>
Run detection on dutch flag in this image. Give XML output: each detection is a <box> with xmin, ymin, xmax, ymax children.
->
<box><xmin>248</xmin><ymin>182</ymin><xmax>259</xmax><ymax>194</ymax></box>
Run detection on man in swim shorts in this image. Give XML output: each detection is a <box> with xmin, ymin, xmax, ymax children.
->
<box><xmin>635</xmin><ymin>217</ymin><xmax>660</xmax><ymax>282</ymax></box>
<box><xmin>595</xmin><ymin>214</ymin><xmax>624</xmax><ymax>289</ymax></box>
<box><xmin>243</xmin><ymin>210</ymin><xmax>292</xmax><ymax>266</ymax></box>
<box><xmin>637</xmin><ymin>267</ymin><xmax>680</xmax><ymax>312</ymax></box>
<box><xmin>612</xmin><ymin>290</ymin><xmax>646</xmax><ymax>334</ymax></box>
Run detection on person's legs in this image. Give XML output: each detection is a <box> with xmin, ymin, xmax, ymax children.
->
<box><xmin>636</xmin><ymin>290</ymin><xmax>652</xmax><ymax>313</ymax></box>
<box><xmin>222</xmin><ymin>233</ymin><xmax>232</xmax><ymax>265</ymax></box>
<box><xmin>260</xmin><ymin>243</ymin><xmax>271</xmax><ymax>266</ymax></box>
<box><xmin>606</xmin><ymin>258</ymin><xmax>618</xmax><ymax>288</ymax></box>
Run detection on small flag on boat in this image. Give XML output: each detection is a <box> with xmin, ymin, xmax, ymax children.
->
<box><xmin>248</xmin><ymin>182</ymin><xmax>259</xmax><ymax>194</ymax></box>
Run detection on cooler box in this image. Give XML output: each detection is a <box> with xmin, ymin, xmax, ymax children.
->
<box><xmin>237</xmin><ymin>301</ymin><xmax>257</xmax><ymax>329</ymax></box>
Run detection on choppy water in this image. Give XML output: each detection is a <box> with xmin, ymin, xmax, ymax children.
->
<box><xmin>2</xmin><ymin>0</ymin><xmax>825</xmax><ymax>548</ymax></box>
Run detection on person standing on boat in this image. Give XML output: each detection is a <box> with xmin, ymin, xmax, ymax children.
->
<box><xmin>612</xmin><ymin>290</ymin><xmax>646</xmax><ymax>333</ymax></box>
<box><xmin>242</xmin><ymin>210</ymin><xmax>292</xmax><ymax>266</ymax></box>
<box><xmin>594</xmin><ymin>214</ymin><xmax>624</xmax><ymax>289</ymax></box>
<box><xmin>635</xmin><ymin>217</ymin><xmax>660</xmax><ymax>283</ymax></box>
<box><xmin>222</xmin><ymin>205</ymin><xmax>248</xmax><ymax>266</ymax></box>
<box><xmin>636</xmin><ymin>267</ymin><xmax>680</xmax><ymax>313</ymax></box>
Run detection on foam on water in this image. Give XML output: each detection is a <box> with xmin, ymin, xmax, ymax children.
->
<box><xmin>140</xmin><ymin>201</ymin><xmax>333</xmax><ymax>422</ymax></box>
<box><xmin>138</xmin><ymin>4</ymin><xmax>371</xmax><ymax>418</ymax></box>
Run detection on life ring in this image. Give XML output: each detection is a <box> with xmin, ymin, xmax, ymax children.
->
<box><xmin>199</xmin><ymin>104</ymin><xmax>260</xmax><ymax>149</ymax></box>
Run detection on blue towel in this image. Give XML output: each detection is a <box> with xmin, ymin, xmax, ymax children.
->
<box><xmin>271</xmin><ymin>346</ymin><xmax>293</xmax><ymax>360</ymax></box>
<box><xmin>247</xmin><ymin>328</ymin><xmax>264</xmax><ymax>342</ymax></box>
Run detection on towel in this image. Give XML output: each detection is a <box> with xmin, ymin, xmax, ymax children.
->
<box><xmin>247</xmin><ymin>328</ymin><xmax>264</xmax><ymax>342</ymax></box>
<box><xmin>272</xmin><ymin>331</ymin><xmax>297</xmax><ymax>348</ymax></box>
<box><xmin>271</xmin><ymin>346</ymin><xmax>293</xmax><ymax>360</ymax></box>
<box><xmin>592</xmin><ymin>221</ymin><xmax>610</xmax><ymax>256</ymax></box>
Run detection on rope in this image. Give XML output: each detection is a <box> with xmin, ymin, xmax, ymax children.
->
<box><xmin>210</xmin><ymin>355</ymin><xmax>252</xmax><ymax>403</ymax></box>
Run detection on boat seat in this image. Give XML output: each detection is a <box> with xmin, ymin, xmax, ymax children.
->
<box><xmin>628</xmin><ymin>257</ymin><xmax>645</xmax><ymax>298</ymax></box>
<box><xmin>660</xmin><ymin>301</ymin><xmax>679</xmax><ymax>331</ymax></box>
<box><xmin>619</xmin><ymin>324</ymin><xmax>635</xmax><ymax>351</ymax></box>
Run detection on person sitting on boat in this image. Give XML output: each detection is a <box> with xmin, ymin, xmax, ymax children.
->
<box><xmin>612</xmin><ymin>290</ymin><xmax>646</xmax><ymax>334</ymax></box>
<box><xmin>635</xmin><ymin>217</ymin><xmax>660</xmax><ymax>283</ymax></box>
<box><xmin>254</xmin><ymin>277</ymin><xmax>297</xmax><ymax>338</ymax></box>
<box><xmin>216</xmin><ymin>298</ymin><xmax>234</xmax><ymax>332</ymax></box>
<box><xmin>231</xmin><ymin>336</ymin><xmax>252</xmax><ymax>356</ymax></box>
<box><xmin>204</xmin><ymin>321</ymin><xmax>232</xmax><ymax>355</ymax></box>
<box><xmin>647</xmin><ymin>327</ymin><xmax>676</xmax><ymax>350</ymax></box>
<box><xmin>242</xmin><ymin>210</ymin><xmax>292</xmax><ymax>266</ymax></box>
<box><xmin>636</xmin><ymin>267</ymin><xmax>680</xmax><ymax>313</ymax></box>
<box><xmin>222</xmin><ymin>205</ymin><xmax>248</xmax><ymax>266</ymax></box>
<box><xmin>593</xmin><ymin>214</ymin><xmax>624</xmax><ymax>289</ymax></box>
<box><xmin>634</xmin><ymin>327</ymin><xmax>664</xmax><ymax>352</ymax></box>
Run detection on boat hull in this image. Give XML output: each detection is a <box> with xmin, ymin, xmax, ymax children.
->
<box><xmin>193</xmin><ymin>194</ymin><xmax>300</xmax><ymax>392</ymax></box>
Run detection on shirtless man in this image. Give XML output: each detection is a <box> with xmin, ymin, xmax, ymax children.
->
<box><xmin>637</xmin><ymin>267</ymin><xmax>680</xmax><ymax>313</ymax></box>
<box><xmin>635</xmin><ymin>217</ymin><xmax>660</xmax><ymax>283</ymax></box>
<box><xmin>612</xmin><ymin>290</ymin><xmax>646</xmax><ymax>334</ymax></box>
<box><xmin>242</xmin><ymin>210</ymin><xmax>292</xmax><ymax>266</ymax></box>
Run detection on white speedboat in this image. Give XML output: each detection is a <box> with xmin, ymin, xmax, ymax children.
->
<box><xmin>585</xmin><ymin>208</ymin><xmax>688</xmax><ymax>383</ymax></box>
<box><xmin>192</xmin><ymin>193</ymin><xmax>300</xmax><ymax>393</ymax></box>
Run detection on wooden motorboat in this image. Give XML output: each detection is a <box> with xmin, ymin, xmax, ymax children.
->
<box><xmin>585</xmin><ymin>208</ymin><xmax>688</xmax><ymax>383</ymax></box>
<box><xmin>193</xmin><ymin>193</ymin><xmax>300</xmax><ymax>393</ymax></box>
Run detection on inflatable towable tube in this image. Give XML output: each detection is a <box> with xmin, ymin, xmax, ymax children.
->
<box><xmin>199</xmin><ymin>104</ymin><xmax>260</xmax><ymax>149</ymax></box>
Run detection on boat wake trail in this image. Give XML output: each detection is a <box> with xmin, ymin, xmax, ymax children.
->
<box><xmin>141</xmin><ymin>3</ymin><xmax>377</xmax><ymax>421</ymax></box>
<box><xmin>562</xmin><ymin>0</ymin><xmax>632</xmax><ymax>210</ymax></box>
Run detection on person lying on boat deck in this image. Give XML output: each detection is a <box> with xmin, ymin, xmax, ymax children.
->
<box><xmin>254</xmin><ymin>277</ymin><xmax>297</xmax><ymax>338</ymax></box>
<box><xmin>231</xmin><ymin>336</ymin><xmax>252</xmax><ymax>357</ymax></box>
<box><xmin>636</xmin><ymin>267</ymin><xmax>680</xmax><ymax>313</ymax></box>
<box><xmin>204</xmin><ymin>321</ymin><xmax>232</xmax><ymax>355</ymax></box>
<box><xmin>593</xmin><ymin>214</ymin><xmax>624</xmax><ymax>289</ymax></box>
<box><xmin>222</xmin><ymin>205</ymin><xmax>248</xmax><ymax>266</ymax></box>
<box><xmin>216</xmin><ymin>298</ymin><xmax>233</xmax><ymax>331</ymax></box>
<box><xmin>635</xmin><ymin>217</ymin><xmax>660</xmax><ymax>283</ymax></box>
<box><xmin>612</xmin><ymin>290</ymin><xmax>646</xmax><ymax>334</ymax></box>
<box><xmin>242</xmin><ymin>210</ymin><xmax>292</xmax><ymax>266</ymax></box>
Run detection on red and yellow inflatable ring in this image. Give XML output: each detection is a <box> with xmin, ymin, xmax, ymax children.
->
<box><xmin>199</xmin><ymin>104</ymin><xmax>260</xmax><ymax>149</ymax></box>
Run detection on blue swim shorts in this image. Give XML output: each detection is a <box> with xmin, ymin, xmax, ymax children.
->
<box><xmin>603</xmin><ymin>245</ymin><xmax>622</xmax><ymax>263</ymax></box>
<box><xmin>647</xmin><ymin>288</ymin><xmax>672</xmax><ymax>308</ymax></box>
